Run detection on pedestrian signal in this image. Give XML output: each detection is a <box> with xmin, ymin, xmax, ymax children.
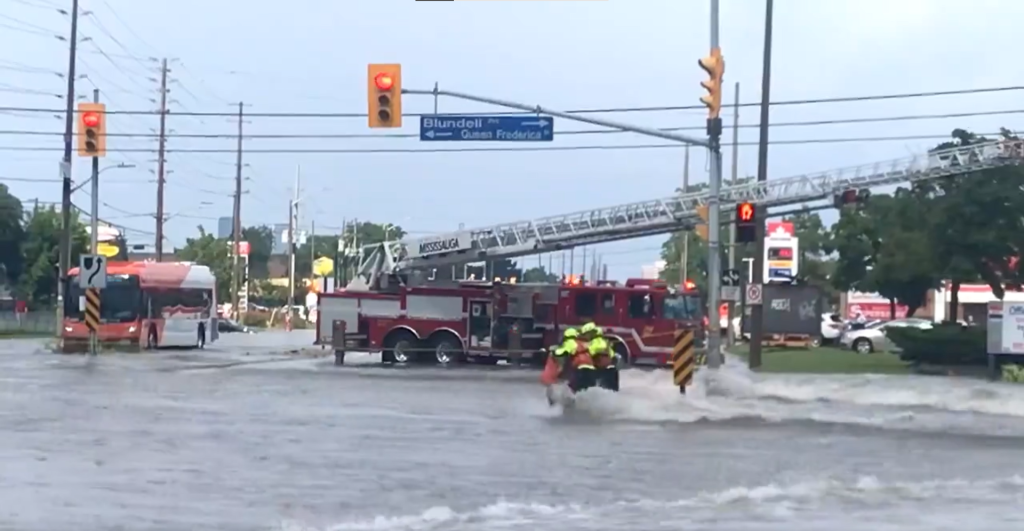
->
<box><xmin>736</xmin><ymin>202</ymin><xmax>756</xmax><ymax>243</ymax></box>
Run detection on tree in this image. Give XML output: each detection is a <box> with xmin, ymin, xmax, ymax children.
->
<box><xmin>176</xmin><ymin>227</ymin><xmax>232</xmax><ymax>302</ymax></box>
<box><xmin>0</xmin><ymin>184</ymin><xmax>24</xmax><ymax>287</ymax></box>
<box><xmin>782</xmin><ymin>210</ymin><xmax>836</xmax><ymax>300</ymax></box>
<box><xmin>466</xmin><ymin>258</ymin><xmax>521</xmax><ymax>281</ymax></box>
<box><xmin>831</xmin><ymin>191</ymin><xmax>938</xmax><ymax>318</ymax></box>
<box><xmin>917</xmin><ymin>128</ymin><xmax>1024</xmax><ymax>317</ymax></box>
<box><xmin>241</xmin><ymin>225</ymin><xmax>274</xmax><ymax>278</ymax></box>
<box><xmin>18</xmin><ymin>205</ymin><xmax>88</xmax><ymax>305</ymax></box>
<box><xmin>522</xmin><ymin>266</ymin><xmax>558</xmax><ymax>283</ymax></box>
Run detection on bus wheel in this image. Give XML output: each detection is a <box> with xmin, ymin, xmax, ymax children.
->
<box><xmin>146</xmin><ymin>326</ymin><xmax>158</xmax><ymax>350</ymax></box>
<box><xmin>196</xmin><ymin>324</ymin><xmax>206</xmax><ymax>349</ymax></box>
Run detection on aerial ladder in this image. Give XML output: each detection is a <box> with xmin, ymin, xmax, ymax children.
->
<box><xmin>348</xmin><ymin>139</ymin><xmax>1024</xmax><ymax>291</ymax></box>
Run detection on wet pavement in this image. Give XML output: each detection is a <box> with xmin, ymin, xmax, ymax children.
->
<box><xmin>2</xmin><ymin>332</ymin><xmax>1024</xmax><ymax>530</ymax></box>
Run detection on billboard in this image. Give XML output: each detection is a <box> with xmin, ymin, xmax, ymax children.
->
<box><xmin>763</xmin><ymin>221</ymin><xmax>799</xmax><ymax>283</ymax></box>
<box><xmin>742</xmin><ymin>284</ymin><xmax>823</xmax><ymax>336</ymax></box>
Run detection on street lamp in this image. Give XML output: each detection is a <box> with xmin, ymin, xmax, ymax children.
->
<box><xmin>70</xmin><ymin>162</ymin><xmax>136</xmax><ymax>193</ymax></box>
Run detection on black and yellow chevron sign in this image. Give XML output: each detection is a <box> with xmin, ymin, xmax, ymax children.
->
<box><xmin>84</xmin><ymin>287</ymin><xmax>100</xmax><ymax>332</ymax></box>
<box><xmin>672</xmin><ymin>329</ymin><xmax>695</xmax><ymax>392</ymax></box>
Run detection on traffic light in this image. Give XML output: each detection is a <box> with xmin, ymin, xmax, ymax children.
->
<box><xmin>367</xmin><ymin>63</ymin><xmax>402</xmax><ymax>128</ymax></box>
<box><xmin>735</xmin><ymin>201</ymin><xmax>757</xmax><ymax>243</ymax></box>
<box><xmin>76</xmin><ymin>102</ymin><xmax>106</xmax><ymax>157</ymax></box>
<box><xmin>698</xmin><ymin>47</ymin><xmax>725</xmax><ymax>119</ymax></box>
<box><xmin>695</xmin><ymin>205</ymin><xmax>710</xmax><ymax>241</ymax></box>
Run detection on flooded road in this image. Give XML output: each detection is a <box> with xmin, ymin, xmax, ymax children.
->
<box><xmin>2</xmin><ymin>332</ymin><xmax>1024</xmax><ymax>530</ymax></box>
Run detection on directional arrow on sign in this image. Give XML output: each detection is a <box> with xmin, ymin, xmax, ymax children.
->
<box><xmin>722</xmin><ymin>268</ymin><xmax>741</xmax><ymax>286</ymax></box>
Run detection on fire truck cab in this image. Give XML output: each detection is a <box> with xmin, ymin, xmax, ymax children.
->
<box><xmin>316</xmin><ymin>275</ymin><xmax>703</xmax><ymax>367</ymax></box>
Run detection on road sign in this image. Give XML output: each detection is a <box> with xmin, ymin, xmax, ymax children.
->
<box><xmin>745</xmin><ymin>283</ymin><xmax>763</xmax><ymax>305</ymax></box>
<box><xmin>721</xmin><ymin>285</ymin><xmax>740</xmax><ymax>302</ymax></box>
<box><xmin>419</xmin><ymin>115</ymin><xmax>554</xmax><ymax>142</ymax></box>
<box><xmin>722</xmin><ymin>268</ymin><xmax>741</xmax><ymax>286</ymax></box>
<box><xmin>84</xmin><ymin>287</ymin><xmax>100</xmax><ymax>332</ymax></box>
<box><xmin>79</xmin><ymin>254</ymin><xmax>107</xmax><ymax>289</ymax></box>
<box><xmin>671</xmin><ymin>329</ymin><xmax>696</xmax><ymax>394</ymax></box>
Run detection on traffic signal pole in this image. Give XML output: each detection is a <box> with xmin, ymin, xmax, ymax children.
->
<box><xmin>749</xmin><ymin>0</ymin><xmax>775</xmax><ymax>370</ymax></box>
<box><xmin>703</xmin><ymin>0</ymin><xmax>725</xmax><ymax>369</ymax></box>
<box><xmin>89</xmin><ymin>88</ymin><xmax>100</xmax><ymax>356</ymax></box>
<box><xmin>402</xmin><ymin>88</ymin><xmax>711</xmax><ymax>148</ymax></box>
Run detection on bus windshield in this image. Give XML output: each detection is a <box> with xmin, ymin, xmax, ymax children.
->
<box><xmin>662</xmin><ymin>293</ymin><xmax>703</xmax><ymax>321</ymax></box>
<box><xmin>65</xmin><ymin>274</ymin><xmax>142</xmax><ymax>323</ymax></box>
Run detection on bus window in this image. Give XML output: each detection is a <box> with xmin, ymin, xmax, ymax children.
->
<box><xmin>149</xmin><ymin>288</ymin><xmax>213</xmax><ymax>318</ymax></box>
<box><xmin>65</xmin><ymin>274</ymin><xmax>142</xmax><ymax>323</ymax></box>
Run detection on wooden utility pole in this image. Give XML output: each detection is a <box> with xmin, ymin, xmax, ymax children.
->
<box><xmin>57</xmin><ymin>0</ymin><xmax>81</xmax><ymax>336</ymax></box>
<box><xmin>231</xmin><ymin>102</ymin><xmax>244</xmax><ymax>319</ymax></box>
<box><xmin>154</xmin><ymin>58</ymin><xmax>168</xmax><ymax>260</ymax></box>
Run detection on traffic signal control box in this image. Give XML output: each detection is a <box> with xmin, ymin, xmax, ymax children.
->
<box><xmin>367</xmin><ymin>63</ymin><xmax>402</xmax><ymax>128</ymax></box>
<box><xmin>76</xmin><ymin>102</ymin><xmax>107</xmax><ymax>157</ymax></box>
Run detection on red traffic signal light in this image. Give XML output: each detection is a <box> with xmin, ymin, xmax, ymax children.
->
<box><xmin>737</xmin><ymin>202</ymin><xmax>755</xmax><ymax>223</ymax></box>
<box><xmin>82</xmin><ymin>112</ymin><xmax>100</xmax><ymax>127</ymax></box>
<box><xmin>374</xmin><ymin>72</ymin><xmax>394</xmax><ymax>91</ymax></box>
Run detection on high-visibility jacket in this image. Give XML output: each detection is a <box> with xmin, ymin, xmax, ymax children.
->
<box><xmin>554</xmin><ymin>338</ymin><xmax>577</xmax><ymax>357</ymax></box>
<box><xmin>589</xmin><ymin>336</ymin><xmax>616</xmax><ymax>368</ymax></box>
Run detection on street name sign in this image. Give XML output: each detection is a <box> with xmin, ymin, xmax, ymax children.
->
<box><xmin>420</xmin><ymin>115</ymin><xmax>554</xmax><ymax>142</ymax></box>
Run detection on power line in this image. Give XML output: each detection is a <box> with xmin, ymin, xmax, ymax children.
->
<box><xmin>2</xmin><ymin>85</ymin><xmax>1022</xmax><ymax>118</ymax></box>
<box><xmin>0</xmin><ymin>132</ymin><xmax>1010</xmax><ymax>154</ymax></box>
<box><xmin>2</xmin><ymin>108</ymin><xmax>1019</xmax><ymax>140</ymax></box>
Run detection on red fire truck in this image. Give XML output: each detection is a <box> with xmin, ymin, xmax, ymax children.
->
<box><xmin>316</xmin><ymin>276</ymin><xmax>703</xmax><ymax>366</ymax></box>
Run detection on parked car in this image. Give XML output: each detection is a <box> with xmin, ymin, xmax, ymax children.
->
<box><xmin>217</xmin><ymin>318</ymin><xmax>255</xmax><ymax>334</ymax></box>
<box><xmin>818</xmin><ymin>313</ymin><xmax>845</xmax><ymax>346</ymax></box>
<box><xmin>839</xmin><ymin>317</ymin><xmax>932</xmax><ymax>354</ymax></box>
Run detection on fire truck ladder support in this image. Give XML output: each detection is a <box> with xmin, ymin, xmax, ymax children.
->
<box><xmin>350</xmin><ymin>140</ymin><xmax>1023</xmax><ymax>285</ymax></box>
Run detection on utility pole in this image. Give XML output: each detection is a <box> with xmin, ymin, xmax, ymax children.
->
<box><xmin>681</xmin><ymin>145</ymin><xmax>690</xmax><ymax>285</ymax></box>
<box><xmin>726</xmin><ymin>82</ymin><xmax>741</xmax><ymax>347</ymax></box>
<box><xmin>154</xmin><ymin>58</ymin><xmax>169</xmax><ymax>260</ymax></box>
<box><xmin>704</xmin><ymin>0</ymin><xmax>725</xmax><ymax>369</ymax></box>
<box><xmin>749</xmin><ymin>0</ymin><xmax>775</xmax><ymax>370</ymax></box>
<box><xmin>286</xmin><ymin>166</ymin><xmax>300</xmax><ymax>331</ymax></box>
<box><xmin>57</xmin><ymin>0</ymin><xmax>81</xmax><ymax>336</ymax></box>
<box><xmin>231</xmin><ymin>102</ymin><xmax>244</xmax><ymax>319</ymax></box>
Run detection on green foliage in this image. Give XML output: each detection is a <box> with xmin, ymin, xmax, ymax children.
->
<box><xmin>0</xmin><ymin>184</ymin><xmax>25</xmax><ymax>286</ymax></box>
<box><xmin>887</xmin><ymin>324</ymin><xmax>987</xmax><ymax>366</ymax></box>
<box><xmin>522</xmin><ymin>266</ymin><xmax>558</xmax><ymax>283</ymax></box>
<box><xmin>241</xmin><ymin>225</ymin><xmax>274</xmax><ymax>278</ymax></box>
<box><xmin>18</xmin><ymin>205</ymin><xmax>88</xmax><ymax>305</ymax></box>
<box><xmin>175</xmin><ymin>226</ymin><xmax>232</xmax><ymax>302</ymax></box>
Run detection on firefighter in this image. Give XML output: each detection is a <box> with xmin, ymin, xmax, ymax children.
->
<box><xmin>541</xmin><ymin>328</ymin><xmax>580</xmax><ymax>386</ymax></box>
<box><xmin>582</xmin><ymin>322</ymin><xmax>618</xmax><ymax>391</ymax></box>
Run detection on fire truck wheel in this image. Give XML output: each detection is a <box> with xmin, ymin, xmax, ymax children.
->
<box><xmin>383</xmin><ymin>330</ymin><xmax>418</xmax><ymax>364</ymax></box>
<box><xmin>430</xmin><ymin>335</ymin><xmax>463</xmax><ymax>366</ymax></box>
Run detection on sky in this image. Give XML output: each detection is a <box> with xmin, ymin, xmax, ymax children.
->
<box><xmin>2</xmin><ymin>0</ymin><xmax>1023</xmax><ymax>280</ymax></box>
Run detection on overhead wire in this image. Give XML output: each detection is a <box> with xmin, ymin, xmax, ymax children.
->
<box><xmin>2</xmin><ymin>85</ymin><xmax>1023</xmax><ymax>118</ymax></box>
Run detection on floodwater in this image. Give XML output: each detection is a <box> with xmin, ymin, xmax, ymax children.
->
<box><xmin>2</xmin><ymin>332</ymin><xmax>1024</xmax><ymax>530</ymax></box>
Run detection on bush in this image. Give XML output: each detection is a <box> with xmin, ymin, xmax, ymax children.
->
<box><xmin>241</xmin><ymin>312</ymin><xmax>270</xmax><ymax>328</ymax></box>
<box><xmin>887</xmin><ymin>323</ymin><xmax>987</xmax><ymax>366</ymax></box>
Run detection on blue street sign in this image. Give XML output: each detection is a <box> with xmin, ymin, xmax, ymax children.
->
<box><xmin>419</xmin><ymin>115</ymin><xmax>554</xmax><ymax>142</ymax></box>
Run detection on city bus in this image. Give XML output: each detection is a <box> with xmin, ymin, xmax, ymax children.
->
<box><xmin>62</xmin><ymin>261</ymin><xmax>218</xmax><ymax>352</ymax></box>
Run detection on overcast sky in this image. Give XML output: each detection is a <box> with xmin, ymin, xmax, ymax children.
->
<box><xmin>2</xmin><ymin>0</ymin><xmax>1022</xmax><ymax>280</ymax></box>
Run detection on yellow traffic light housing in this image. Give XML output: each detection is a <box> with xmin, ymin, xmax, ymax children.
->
<box><xmin>698</xmin><ymin>48</ymin><xmax>725</xmax><ymax>119</ymax></box>
<box><xmin>695</xmin><ymin>204</ymin><xmax>710</xmax><ymax>241</ymax></box>
<box><xmin>367</xmin><ymin>63</ymin><xmax>402</xmax><ymax>128</ymax></box>
<box><xmin>76</xmin><ymin>102</ymin><xmax>106</xmax><ymax>157</ymax></box>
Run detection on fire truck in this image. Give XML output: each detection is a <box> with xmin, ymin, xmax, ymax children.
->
<box><xmin>317</xmin><ymin>273</ymin><xmax>702</xmax><ymax>366</ymax></box>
